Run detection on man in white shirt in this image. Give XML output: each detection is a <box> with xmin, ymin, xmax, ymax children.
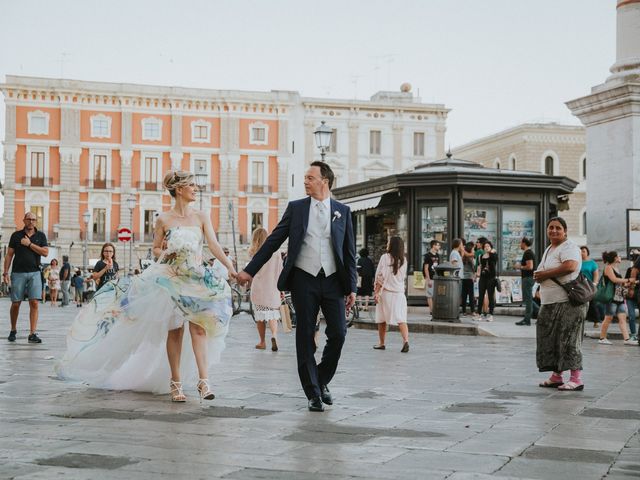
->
<box><xmin>237</xmin><ymin>162</ymin><xmax>357</xmax><ymax>412</ymax></box>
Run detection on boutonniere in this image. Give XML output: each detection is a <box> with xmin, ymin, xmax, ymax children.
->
<box><xmin>332</xmin><ymin>210</ymin><xmax>342</xmax><ymax>222</ymax></box>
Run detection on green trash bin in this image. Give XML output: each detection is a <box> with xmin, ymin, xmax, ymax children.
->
<box><xmin>432</xmin><ymin>262</ymin><xmax>461</xmax><ymax>322</ymax></box>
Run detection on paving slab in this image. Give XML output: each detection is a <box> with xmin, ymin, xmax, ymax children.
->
<box><xmin>1</xmin><ymin>298</ymin><xmax>639</xmax><ymax>478</ymax></box>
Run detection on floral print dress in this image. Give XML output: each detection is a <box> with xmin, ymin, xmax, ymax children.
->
<box><xmin>56</xmin><ymin>226</ymin><xmax>232</xmax><ymax>393</ymax></box>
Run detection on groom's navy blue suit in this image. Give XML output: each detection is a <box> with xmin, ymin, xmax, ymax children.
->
<box><xmin>244</xmin><ymin>196</ymin><xmax>357</xmax><ymax>399</ymax></box>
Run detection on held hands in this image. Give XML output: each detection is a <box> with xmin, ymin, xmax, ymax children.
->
<box><xmin>236</xmin><ymin>270</ymin><xmax>253</xmax><ymax>286</ymax></box>
<box><xmin>1</xmin><ymin>272</ymin><xmax>9</xmax><ymax>286</ymax></box>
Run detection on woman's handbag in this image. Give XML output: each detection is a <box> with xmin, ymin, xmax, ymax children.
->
<box><xmin>593</xmin><ymin>276</ymin><xmax>614</xmax><ymax>304</ymax></box>
<box><xmin>494</xmin><ymin>277</ymin><xmax>502</xmax><ymax>292</ymax></box>
<box><xmin>551</xmin><ymin>273</ymin><xmax>596</xmax><ymax>306</ymax></box>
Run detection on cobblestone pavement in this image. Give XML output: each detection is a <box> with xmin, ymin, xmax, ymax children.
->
<box><xmin>1</xmin><ymin>298</ymin><xmax>639</xmax><ymax>479</ymax></box>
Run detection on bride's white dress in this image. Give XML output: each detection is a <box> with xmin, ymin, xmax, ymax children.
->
<box><xmin>56</xmin><ymin>226</ymin><xmax>232</xmax><ymax>393</ymax></box>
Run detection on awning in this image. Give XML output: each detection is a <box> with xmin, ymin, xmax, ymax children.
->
<box><xmin>341</xmin><ymin>189</ymin><xmax>397</xmax><ymax>212</ymax></box>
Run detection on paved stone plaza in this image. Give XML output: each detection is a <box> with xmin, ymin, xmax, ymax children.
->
<box><xmin>1</xmin><ymin>298</ymin><xmax>639</xmax><ymax>479</ymax></box>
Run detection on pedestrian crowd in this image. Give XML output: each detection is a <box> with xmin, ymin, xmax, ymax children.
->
<box><xmin>3</xmin><ymin>170</ymin><xmax>639</xmax><ymax>407</ymax></box>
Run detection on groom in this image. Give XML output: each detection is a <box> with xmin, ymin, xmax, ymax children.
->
<box><xmin>237</xmin><ymin>161</ymin><xmax>357</xmax><ymax>412</ymax></box>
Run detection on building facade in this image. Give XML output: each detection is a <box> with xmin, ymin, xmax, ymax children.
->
<box><xmin>1</xmin><ymin>76</ymin><xmax>448</xmax><ymax>269</ymax></box>
<box><xmin>452</xmin><ymin>123</ymin><xmax>587</xmax><ymax>245</ymax></box>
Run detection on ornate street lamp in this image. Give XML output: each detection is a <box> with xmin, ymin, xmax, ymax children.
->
<box><xmin>313</xmin><ymin>121</ymin><xmax>333</xmax><ymax>162</ymax></box>
<box><xmin>126</xmin><ymin>196</ymin><xmax>137</xmax><ymax>275</ymax></box>
<box><xmin>82</xmin><ymin>211</ymin><xmax>91</xmax><ymax>272</ymax></box>
<box><xmin>195</xmin><ymin>172</ymin><xmax>207</xmax><ymax>210</ymax></box>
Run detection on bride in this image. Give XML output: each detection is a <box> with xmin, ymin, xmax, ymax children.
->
<box><xmin>56</xmin><ymin>170</ymin><xmax>237</xmax><ymax>402</ymax></box>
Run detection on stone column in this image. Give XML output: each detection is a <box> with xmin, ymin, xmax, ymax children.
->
<box><xmin>2</xmin><ymin>143</ymin><xmax>17</xmax><ymax>242</ymax></box>
<box><xmin>119</xmin><ymin>108</ymin><xmax>134</xmax><ymax>230</ymax></box>
<box><xmin>392</xmin><ymin>123</ymin><xmax>403</xmax><ymax>172</ymax></box>
<box><xmin>119</xmin><ymin>150</ymin><xmax>134</xmax><ymax>228</ymax></box>
<box><xmin>277</xmin><ymin>119</ymin><xmax>290</xmax><ymax>215</ymax></box>
<box><xmin>435</xmin><ymin>125</ymin><xmax>446</xmax><ymax>159</ymax></box>
<box><xmin>348</xmin><ymin>121</ymin><xmax>359</xmax><ymax>183</ymax></box>
<box><xmin>217</xmin><ymin>115</ymin><xmax>240</xmax><ymax>246</ymax></box>
<box><xmin>566</xmin><ymin>0</ymin><xmax>640</xmax><ymax>255</ymax></box>
<box><xmin>3</xmin><ymin>104</ymin><xmax>17</xmax><ymax>242</ymax></box>
<box><xmin>170</xmin><ymin>107</ymin><xmax>183</xmax><ymax>170</ymax></box>
<box><xmin>58</xmin><ymin>106</ymin><xmax>82</xmax><ymax>245</ymax></box>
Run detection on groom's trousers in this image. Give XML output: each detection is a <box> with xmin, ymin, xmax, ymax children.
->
<box><xmin>290</xmin><ymin>267</ymin><xmax>347</xmax><ymax>399</ymax></box>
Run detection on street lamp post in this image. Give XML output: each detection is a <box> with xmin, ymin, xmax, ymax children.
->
<box><xmin>126</xmin><ymin>196</ymin><xmax>137</xmax><ymax>275</ymax></box>
<box><xmin>195</xmin><ymin>173</ymin><xmax>207</xmax><ymax>210</ymax></box>
<box><xmin>82</xmin><ymin>211</ymin><xmax>90</xmax><ymax>273</ymax></box>
<box><xmin>313</xmin><ymin>121</ymin><xmax>333</xmax><ymax>161</ymax></box>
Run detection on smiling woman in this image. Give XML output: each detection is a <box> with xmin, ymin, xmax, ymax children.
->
<box><xmin>56</xmin><ymin>169</ymin><xmax>238</xmax><ymax>404</ymax></box>
<box><xmin>534</xmin><ymin>217</ymin><xmax>587</xmax><ymax>392</ymax></box>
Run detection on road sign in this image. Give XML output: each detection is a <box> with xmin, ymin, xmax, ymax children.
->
<box><xmin>117</xmin><ymin>227</ymin><xmax>132</xmax><ymax>242</ymax></box>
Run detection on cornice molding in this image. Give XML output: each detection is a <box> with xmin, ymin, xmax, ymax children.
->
<box><xmin>566</xmin><ymin>83</ymin><xmax>640</xmax><ymax>126</ymax></box>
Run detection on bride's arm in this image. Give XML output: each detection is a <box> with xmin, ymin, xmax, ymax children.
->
<box><xmin>200</xmin><ymin>211</ymin><xmax>237</xmax><ymax>277</ymax></box>
<box><xmin>152</xmin><ymin>216</ymin><xmax>167</xmax><ymax>259</ymax></box>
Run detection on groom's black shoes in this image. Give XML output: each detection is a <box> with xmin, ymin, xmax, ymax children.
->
<box><xmin>308</xmin><ymin>397</ymin><xmax>324</xmax><ymax>412</ymax></box>
<box><xmin>320</xmin><ymin>385</ymin><xmax>333</xmax><ymax>405</ymax></box>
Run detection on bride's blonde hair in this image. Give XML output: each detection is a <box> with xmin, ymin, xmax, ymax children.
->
<box><xmin>248</xmin><ymin>227</ymin><xmax>268</xmax><ymax>256</ymax></box>
<box><xmin>162</xmin><ymin>170</ymin><xmax>195</xmax><ymax>198</ymax></box>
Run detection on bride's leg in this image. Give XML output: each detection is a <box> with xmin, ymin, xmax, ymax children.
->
<box><xmin>167</xmin><ymin>326</ymin><xmax>185</xmax><ymax>381</ymax></box>
<box><xmin>189</xmin><ymin>322</ymin><xmax>208</xmax><ymax>380</ymax></box>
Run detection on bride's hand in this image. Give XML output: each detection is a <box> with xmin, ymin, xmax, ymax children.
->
<box><xmin>228</xmin><ymin>269</ymin><xmax>238</xmax><ymax>281</ymax></box>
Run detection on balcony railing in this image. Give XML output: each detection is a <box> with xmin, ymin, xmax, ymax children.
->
<box><xmin>137</xmin><ymin>181</ymin><xmax>162</xmax><ymax>191</ymax></box>
<box><xmin>21</xmin><ymin>176</ymin><xmax>52</xmax><ymax>187</ymax></box>
<box><xmin>85</xmin><ymin>179</ymin><xmax>114</xmax><ymax>189</ymax></box>
<box><xmin>243</xmin><ymin>184</ymin><xmax>273</xmax><ymax>194</ymax></box>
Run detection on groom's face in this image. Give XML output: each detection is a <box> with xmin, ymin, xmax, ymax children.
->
<box><xmin>304</xmin><ymin>166</ymin><xmax>328</xmax><ymax>199</ymax></box>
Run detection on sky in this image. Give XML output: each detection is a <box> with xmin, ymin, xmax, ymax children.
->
<box><xmin>0</xmin><ymin>0</ymin><xmax>616</xmax><ymax>180</ymax></box>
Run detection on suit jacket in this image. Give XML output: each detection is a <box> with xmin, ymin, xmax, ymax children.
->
<box><xmin>244</xmin><ymin>197</ymin><xmax>357</xmax><ymax>295</ymax></box>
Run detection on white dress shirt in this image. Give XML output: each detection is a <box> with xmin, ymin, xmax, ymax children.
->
<box><xmin>295</xmin><ymin>197</ymin><xmax>337</xmax><ymax>277</ymax></box>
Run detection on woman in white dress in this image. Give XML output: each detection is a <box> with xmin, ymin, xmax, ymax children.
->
<box><xmin>248</xmin><ymin>227</ymin><xmax>283</xmax><ymax>351</ymax></box>
<box><xmin>56</xmin><ymin>170</ymin><xmax>237</xmax><ymax>402</ymax></box>
<box><xmin>373</xmin><ymin>236</ymin><xmax>409</xmax><ymax>352</ymax></box>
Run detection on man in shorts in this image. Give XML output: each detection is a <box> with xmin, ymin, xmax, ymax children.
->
<box><xmin>422</xmin><ymin>240</ymin><xmax>441</xmax><ymax>317</ymax></box>
<box><xmin>2</xmin><ymin>213</ymin><xmax>49</xmax><ymax>343</ymax></box>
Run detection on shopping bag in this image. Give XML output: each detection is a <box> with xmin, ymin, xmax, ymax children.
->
<box><xmin>280</xmin><ymin>304</ymin><xmax>292</xmax><ymax>333</ymax></box>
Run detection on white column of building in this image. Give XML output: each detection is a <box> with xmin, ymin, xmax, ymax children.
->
<box><xmin>392</xmin><ymin>122</ymin><xmax>403</xmax><ymax>172</ymax></box>
<box><xmin>58</xmin><ymin>106</ymin><xmax>82</xmax><ymax>246</ymax></box>
<box><xmin>118</xmin><ymin>108</ymin><xmax>134</xmax><ymax>239</ymax></box>
<box><xmin>566</xmin><ymin>0</ymin><xmax>640</xmax><ymax>254</ymax></box>
<box><xmin>2</xmin><ymin>103</ymin><xmax>17</xmax><ymax>242</ymax></box>
<box><xmin>436</xmin><ymin>125</ymin><xmax>446</xmax><ymax>159</ymax></box>
<box><xmin>217</xmin><ymin>114</ymin><xmax>240</xmax><ymax>246</ymax></box>
<box><xmin>170</xmin><ymin>106</ymin><xmax>183</xmax><ymax>170</ymax></box>
<box><xmin>348</xmin><ymin>120</ymin><xmax>359</xmax><ymax>183</ymax></box>
<box><xmin>277</xmin><ymin>118</ymin><xmax>290</xmax><ymax>218</ymax></box>
<box><xmin>304</xmin><ymin>118</ymin><xmax>315</xmax><ymax>165</ymax></box>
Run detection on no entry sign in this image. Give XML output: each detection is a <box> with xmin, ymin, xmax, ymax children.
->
<box><xmin>117</xmin><ymin>227</ymin><xmax>132</xmax><ymax>242</ymax></box>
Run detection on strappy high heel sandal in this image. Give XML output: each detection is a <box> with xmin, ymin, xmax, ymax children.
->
<box><xmin>197</xmin><ymin>379</ymin><xmax>215</xmax><ymax>401</ymax></box>
<box><xmin>170</xmin><ymin>380</ymin><xmax>186</xmax><ymax>402</ymax></box>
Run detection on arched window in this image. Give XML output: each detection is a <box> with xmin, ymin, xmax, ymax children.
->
<box><xmin>581</xmin><ymin>210</ymin><xmax>587</xmax><ymax>236</ymax></box>
<box><xmin>495</xmin><ymin>160</ymin><xmax>501</xmax><ymax>169</ymax></box>
<box><xmin>582</xmin><ymin>157</ymin><xmax>587</xmax><ymax>180</ymax></box>
<box><xmin>509</xmin><ymin>156</ymin><xmax>516</xmax><ymax>170</ymax></box>
<box><xmin>544</xmin><ymin>156</ymin><xmax>554</xmax><ymax>175</ymax></box>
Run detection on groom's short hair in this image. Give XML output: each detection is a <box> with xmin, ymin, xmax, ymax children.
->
<box><xmin>310</xmin><ymin>161</ymin><xmax>335</xmax><ymax>189</ymax></box>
